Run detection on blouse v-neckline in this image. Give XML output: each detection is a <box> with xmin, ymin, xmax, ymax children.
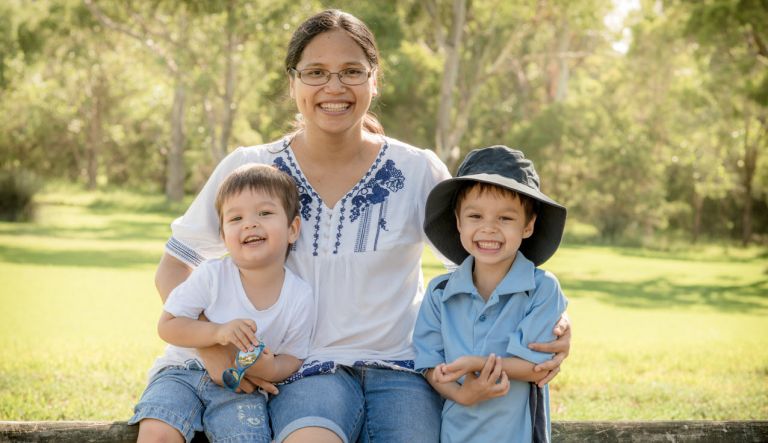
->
<box><xmin>283</xmin><ymin>137</ymin><xmax>388</xmax><ymax>212</ymax></box>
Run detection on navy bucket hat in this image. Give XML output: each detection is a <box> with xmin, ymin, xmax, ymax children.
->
<box><xmin>424</xmin><ymin>146</ymin><xmax>567</xmax><ymax>267</ymax></box>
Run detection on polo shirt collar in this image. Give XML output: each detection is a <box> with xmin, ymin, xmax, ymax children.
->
<box><xmin>441</xmin><ymin>251</ymin><xmax>536</xmax><ymax>302</ymax></box>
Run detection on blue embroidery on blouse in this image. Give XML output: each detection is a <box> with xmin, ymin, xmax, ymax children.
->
<box><xmin>273</xmin><ymin>147</ymin><xmax>323</xmax><ymax>256</ymax></box>
<box><xmin>334</xmin><ymin>143</ymin><xmax>406</xmax><ymax>254</ymax></box>
<box><xmin>349</xmin><ymin>159</ymin><xmax>404</xmax><ymax>222</ymax></box>
<box><xmin>273</xmin><ymin>157</ymin><xmax>313</xmax><ymax>222</ymax></box>
<box><xmin>279</xmin><ymin>359</ymin><xmax>416</xmax><ymax>385</ymax></box>
<box><xmin>354</xmin><ymin>205</ymin><xmax>372</xmax><ymax>252</ymax></box>
<box><xmin>373</xmin><ymin>200</ymin><xmax>388</xmax><ymax>251</ymax></box>
<box><xmin>272</xmin><ymin>139</ymin><xmax>404</xmax><ymax>255</ymax></box>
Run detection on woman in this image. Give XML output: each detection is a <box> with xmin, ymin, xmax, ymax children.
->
<box><xmin>154</xmin><ymin>9</ymin><xmax>570</xmax><ymax>443</ymax></box>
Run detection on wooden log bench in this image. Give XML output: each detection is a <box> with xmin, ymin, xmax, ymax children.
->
<box><xmin>1</xmin><ymin>420</ymin><xmax>767</xmax><ymax>442</ymax></box>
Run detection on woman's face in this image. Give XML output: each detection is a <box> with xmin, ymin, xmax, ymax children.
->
<box><xmin>289</xmin><ymin>29</ymin><xmax>378</xmax><ymax>137</ymax></box>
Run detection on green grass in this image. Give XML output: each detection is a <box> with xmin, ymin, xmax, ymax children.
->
<box><xmin>1</xmin><ymin>188</ymin><xmax>767</xmax><ymax>420</ymax></box>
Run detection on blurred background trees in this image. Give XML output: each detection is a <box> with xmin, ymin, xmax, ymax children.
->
<box><xmin>0</xmin><ymin>0</ymin><xmax>765</xmax><ymax>245</ymax></box>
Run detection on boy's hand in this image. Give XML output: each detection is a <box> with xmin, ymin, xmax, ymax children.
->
<box><xmin>439</xmin><ymin>355</ymin><xmax>486</xmax><ymax>382</ymax></box>
<box><xmin>215</xmin><ymin>319</ymin><xmax>258</xmax><ymax>353</ymax></box>
<box><xmin>456</xmin><ymin>355</ymin><xmax>509</xmax><ymax>405</ymax></box>
<box><xmin>428</xmin><ymin>364</ymin><xmax>451</xmax><ymax>385</ymax></box>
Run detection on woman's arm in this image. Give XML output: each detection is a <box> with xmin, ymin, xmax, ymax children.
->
<box><xmin>528</xmin><ymin>313</ymin><xmax>571</xmax><ymax>387</ymax></box>
<box><xmin>245</xmin><ymin>351</ymin><xmax>302</xmax><ymax>383</ymax></box>
<box><xmin>155</xmin><ymin>253</ymin><xmax>193</xmax><ymax>302</ymax></box>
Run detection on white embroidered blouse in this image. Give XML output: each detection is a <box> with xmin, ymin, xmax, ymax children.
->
<box><xmin>166</xmin><ymin>136</ymin><xmax>451</xmax><ymax>378</ymax></box>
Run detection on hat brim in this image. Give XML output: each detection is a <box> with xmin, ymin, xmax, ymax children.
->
<box><xmin>424</xmin><ymin>174</ymin><xmax>567</xmax><ymax>267</ymax></box>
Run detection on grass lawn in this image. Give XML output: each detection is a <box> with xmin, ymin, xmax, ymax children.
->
<box><xmin>1</xmin><ymin>188</ymin><xmax>767</xmax><ymax>421</ymax></box>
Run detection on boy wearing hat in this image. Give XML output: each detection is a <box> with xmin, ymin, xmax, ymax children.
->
<box><xmin>414</xmin><ymin>146</ymin><xmax>568</xmax><ymax>443</ymax></box>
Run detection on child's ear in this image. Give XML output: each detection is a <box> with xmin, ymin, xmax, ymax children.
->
<box><xmin>523</xmin><ymin>214</ymin><xmax>537</xmax><ymax>239</ymax></box>
<box><xmin>288</xmin><ymin>216</ymin><xmax>301</xmax><ymax>244</ymax></box>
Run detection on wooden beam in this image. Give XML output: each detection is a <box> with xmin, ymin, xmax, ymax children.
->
<box><xmin>0</xmin><ymin>420</ymin><xmax>766</xmax><ymax>442</ymax></box>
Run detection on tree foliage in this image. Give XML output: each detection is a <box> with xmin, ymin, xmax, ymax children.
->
<box><xmin>0</xmin><ymin>0</ymin><xmax>765</xmax><ymax>244</ymax></box>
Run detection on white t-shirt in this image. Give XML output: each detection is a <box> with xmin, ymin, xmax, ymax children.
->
<box><xmin>148</xmin><ymin>257</ymin><xmax>315</xmax><ymax>378</ymax></box>
<box><xmin>166</xmin><ymin>136</ymin><xmax>451</xmax><ymax>369</ymax></box>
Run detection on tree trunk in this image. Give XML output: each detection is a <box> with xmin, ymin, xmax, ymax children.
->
<box><xmin>740</xmin><ymin>113</ymin><xmax>760</xmax><ymax>246</ymax></box>
<box><xmin>692</xmin><ymin>189</ymin><xmax>703</xmax><ymax>243</ymax></box>
<box><xmin>166</xmin><ymin>78</ymin><xmax>186</xmax><ymax>202</ymax></box>
<box><xmin>218</xmin><ymin>0</ymin><xmax>237</xmax><ymax>163</ymax></box>
<box><xmin>434</xmin><ymin>0</ymin><xmax>466</xmax><ymax>167</ymax></box>
<box><xmin>85</xmin><ymin>67</ymin><xmax>106</xmax><ymax>190</ymax></box>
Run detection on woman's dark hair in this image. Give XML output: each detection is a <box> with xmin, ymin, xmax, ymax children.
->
<box><xmin>285</xmin><ymin>9</ymin><xmax>384</xmax><ymax>135</ymax></box>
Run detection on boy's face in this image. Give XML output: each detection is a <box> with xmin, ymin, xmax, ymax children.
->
<box><xmin>456</xmin><ymin>186</ymin><xmax>536</xmax><ymax>273</ymax></box>
<box><xmin>221</xmin><ymin>188</ymin><xmax>300</xmax><ymax>270</ymax></box>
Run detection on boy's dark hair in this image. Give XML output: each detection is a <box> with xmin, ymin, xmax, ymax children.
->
<box><xmin>454</xmin><ymin>181</ymin><xmax>539</xmax><ymax>224</ymax></box>
<box><xmin>215</xmin><ymin>164</ymin><xmax>300</xmax><ymax>236</ymax></box>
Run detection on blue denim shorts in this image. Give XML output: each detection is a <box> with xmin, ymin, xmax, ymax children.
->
<box><xmin>268</xmin><ymin>366</ymin><xmax>443</xmax><ymax>443</ymax></box>
<box><xmin>128</xmin><ymin>361</ymin><xmax>270</xmax><ymax>443</ymax></box>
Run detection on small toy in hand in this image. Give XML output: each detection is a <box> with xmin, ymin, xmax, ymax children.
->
<box><xmin>222</xmin><ymin>341</ymin><xmax>266</xmax><ymax>391</ymax></box>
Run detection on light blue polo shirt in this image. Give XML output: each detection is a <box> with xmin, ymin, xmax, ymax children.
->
<box><xmin>414</xmin><ymin>251</ymin><xmax>568</xmax><ymax>443</ymax></box>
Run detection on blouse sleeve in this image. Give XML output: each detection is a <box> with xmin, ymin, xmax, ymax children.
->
<box><xmin>418</xmin><ymin>149</ymin><xmax>455</xmax><ymax>267</ymax></box>
<box><xmin>505</xmin><ymin>270</ymin><xmax>568</xmax><ymax>364</ymax></box>
<box><xmin>166</xmin><ymin>148</ymin><xmax>250</xmax><ymax>267</ymax></box>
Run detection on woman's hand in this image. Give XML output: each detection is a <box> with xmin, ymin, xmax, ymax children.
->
<box><xmin>243</xmin><ymin>372</ymin><xmax>279</xmax><ymax>395</ymax></box>
<box><xmin>528</xmin><ymin>313</ymin><xmax>571</xmax><ymax>387</ymax></box>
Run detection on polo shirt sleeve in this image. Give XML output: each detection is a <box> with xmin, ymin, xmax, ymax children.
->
<box><xmin>166</xmin><ymin>148</ymin><xmax>251</xmax><ymax>267</ymax></box>
<box><xmin>164</xmin><ymin>261</ymin><xmax>217</xmax><ymax>319</ymax></box>
<box><xmin>274</xmin><ymin>280</ymin><xmax>315</xmax><ymax>360</ymax></box>
<box><xmin>413</xmin><ymin>276</ymin><xmax>449</xmax><ymax>372</ymax></box>
<box><xmin>505</xmin><ymin>270</ymin><xmax>568</xmax><ymax>364</ymax></box>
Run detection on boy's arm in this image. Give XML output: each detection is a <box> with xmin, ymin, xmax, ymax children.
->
<box><xmin>427</xmin><ymin>356</ymin><xmax>510</xmax><ymax>406</ymax></box>
<box><xmin>441</xmin><ymin>354</ymin><xmax>543</xmax><ymax>383</ymax></box>
<box><xmin>158</xmin><ymin>311</ymin><xmax>259</xmax><ymax>352</ymax></box>
<box><xmin>424</xmin><ymin>368</ymin><xmax>465</xmax><ymax>404</ymax></box>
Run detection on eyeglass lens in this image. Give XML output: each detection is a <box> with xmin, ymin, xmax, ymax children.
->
<box><xmin>295</xmin><ymin>68</ymin><xmax>370</xmax><ymax>86</ymax></box>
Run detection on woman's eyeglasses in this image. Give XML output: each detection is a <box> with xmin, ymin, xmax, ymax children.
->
<box><xmin>288</xmin><ymin>67</ymin><xmax>374</xmax><ymax>86</ymax></box>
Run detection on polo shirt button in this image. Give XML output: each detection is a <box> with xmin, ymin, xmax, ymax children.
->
<box><xmin>479</xmin><ymin>314</ymin><xmax>487</xmax><ymax>322</ymax></box>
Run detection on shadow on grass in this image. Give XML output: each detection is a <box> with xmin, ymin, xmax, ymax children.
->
<box><xmin>562</xmin><ymin>242</ymin><xmax>764</xmax><ymax>264</ymax></box>
<box><xmin>0</xmin><ymin>219</ymin><xmax>171</xmax><ymax>243</ymax></box>
<box><xmin>565</xmin><ymin>277</ymin><xmax>768</xmax><ymax>313</ymax></box>
<box><xmin>0</xmin><ymin>244</ymin><xmax>160</xmax><ymax>268</ymax></box>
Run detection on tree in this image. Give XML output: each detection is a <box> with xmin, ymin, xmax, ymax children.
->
<box><xmin>412</xmin><ymin>0</ymin><xmax>606</xmax><ymax>169</ymax></box>
<box><xmin>682</xmin><ymin>0</ymin><xmax>768</xmax><ymax>245</ymax></box>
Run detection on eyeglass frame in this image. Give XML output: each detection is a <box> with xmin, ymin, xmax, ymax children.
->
<box><xmin>287</xmin><ymin>67</ymin><xmax>376</xmax><ymax>86</ymax></box>
<box><xmin>221</xmin><ymin>341</ymin><xmax>266</xmax><ymax>392</ymax></box>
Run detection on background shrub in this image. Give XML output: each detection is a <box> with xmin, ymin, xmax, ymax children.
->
<box><xmin>0</xmin><ymin>169</ymin><xmax>39</xmax><ymax>222</ymax></box>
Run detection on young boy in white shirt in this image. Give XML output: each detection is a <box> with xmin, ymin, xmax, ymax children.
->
<box><xmin>129</xmin><ymin>164</ymin><xmax>315</xmax><ymax>443</ymax></box>
<box><xmin>414</xmin><ymin>146</ymin><xmax>568</xmax><ymax>443</ymax></box>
